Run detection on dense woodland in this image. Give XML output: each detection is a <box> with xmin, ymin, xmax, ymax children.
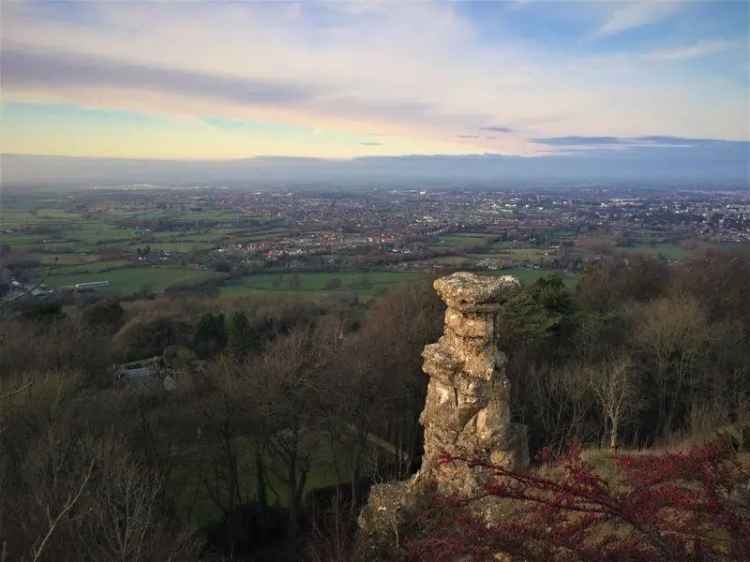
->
<box><xmin>1</xmin><ymin>248</ymin><xmax>749</xmax><ymax>561</ymax></box>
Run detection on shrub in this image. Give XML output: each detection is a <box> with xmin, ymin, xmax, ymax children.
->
<box><xmin>408</xmin><ymin>443</ymin><xmax>750</xmax><ymax>562</ymax></box>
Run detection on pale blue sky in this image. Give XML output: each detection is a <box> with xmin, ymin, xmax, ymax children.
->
<box><xmin>1</xmin><ymin>1</ymin><xmax>748</xmax><ymax>161</ymax></box>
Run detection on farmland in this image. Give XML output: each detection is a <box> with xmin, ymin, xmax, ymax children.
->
<box><xmin>4</xmin><ymin>186</ymin><xmax>746</xmax><ymax>304</ymax></box>
<box><xmin>219</xmin><ymin>271</ymin><xmax>425</xmax><ymax>299</ymax></box>
<box><xmin>45</xmin><ymin>265</ymin><xmax>226</xmax><ymax>294</ymax></box>
<box><xmin>619</xmin><ymin>242</ymin><xmax>689</xmax><ymax>260</ymax></box>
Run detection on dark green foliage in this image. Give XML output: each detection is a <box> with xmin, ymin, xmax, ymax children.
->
<box><xmin>505</xmin><ymin>252</ymin><xmax>750</xmax><ymax>451</ymax></box>
<box><xmin>20</xmin><ymin>301</ymin><xmax>65</xmax><ymax>323</ymax></box>
<box><xmin>201</xmin><ymin>502</ymin><xmax>289</xmax><ymax>561</ymax></box>
<box><xmin>193</xmin><ymin>312</ymin><xmax>227</xmax><ymax>358</ymax></box>
<box><xmin>214</xmin><ymin>260</ymin><xmax>232</xmax><ymax>273</ymax></box>
<box><xmin>116</xmin><ymin>317</ymin><xmax>190</xmax><ymax>361</ymax></box>
<box><xmin>82</xmin><ymin>298</ymin><xmax>125</xmax><ymax>331</ymax></box>
<box><xmin>573</xmin><ymin>310</ymin><xmax>629</xmax><ymax>362</ymax></box>
<box><xmin>496</xmin><ymin>274</ymin><xmax>573</xmax><ymax>355</ymax></box>
<box><xmin>227</xmin><ymin>310</ymin><xmax>257</xmax><ymax>357</ymax></box>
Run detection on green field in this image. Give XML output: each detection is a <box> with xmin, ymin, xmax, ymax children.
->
<box><xmin>619</xmin><ymin>243</ymin><xmax>689</xmax><ymax>260</ymax></box>
<box><xmin>431</xmin><ymin>233</ymin><xmax>494</xmax><ymax>250</ymax></box>
<box><xmin>220</xmin><ymin>271</ymin><xmax>425</xmax><ymax>299</ymax></box>
<box><xmin>131</xmin><ymin>241</ymin><xmax>218</xmax><ymax>253</ymax></box>
<box><xmin>47</xmin><ymin>260</ymin><xmax>131</xmax><ymax>275</ymax></box>
<box><xmin>473</xmin><ymin>248</ymin><xmax>548</xmax><ymax>262</ymax></box>
<box><xmin>490</xmin><ymin>267</ymin><xmax>578</xmax><ymax>288</ymax></box>
<box><xmin>220</xmin><ymin>268</ymin><xmax>576</xmax><ymax>301</ymax></box>
<box><xmin>36</xmin><ymin>253</ymin><xmax>102</xmax><ymax>265</ymax></box>
<box><xmin>170</xmin><ymin>428</ymin><xmax>386</xmax><ymax>529</ymax></box>
<box><xmin>46</xmin><ymin>266</ymin><xmax>226</xmax><ymax>294</ymax></box>
<box><xmin>2</xmin><ymin>198</ymin><xmax>584</xmax><ymax>300</ymax></box>
<box><xmin>1</xmin><ymin>208</ymin><xmax>82</xmax><ymax>227</ymax></box>
<box><xmin>429</xmin><ymin>255</ymin><xmax>474</xmax><ymax>265</ymax></box>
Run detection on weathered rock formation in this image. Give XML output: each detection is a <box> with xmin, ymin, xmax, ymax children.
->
<box><xmin>357</xmin><ymin>272</ymin><xmax>529</xmax><ymax>558</ymax></box>
<box><xmin>418</xmin><ymin>272</ymin><xmax>529</xmax><ymax>495</ymax></box>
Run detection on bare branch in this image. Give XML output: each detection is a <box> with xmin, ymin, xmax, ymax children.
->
<box><xmin>31</xmin><ymin>455</ymin><xmax>95</xmax><ymax>562</ymax></box>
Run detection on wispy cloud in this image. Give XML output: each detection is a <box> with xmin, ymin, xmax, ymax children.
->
<box><xmin>644</xmin><ymin>39</ymin><xmax>734</xmax><ymax>61</ymax></box>
<box><xmin>533</xmin><ymin>135</ymin><xmax>740</xmax><ymax>150</ymax></box>
<box><xmin>480</xmin><ymin>126</ymin><xmax>514</xmax><ymax>133</ymax></box>
<box><xmin>1</xmin><ymin>1</ymin><xmax>747</xmax><ymax>159</ymax></box>
<box><xmin>2</xmin><ymin>47</ymin><xmax>318</xmax><ymax>106</ymax></box>
<box><xmin>594</xmin><ymin>1</ymin><xmax>683</xmax><ymax>38</ymax></box>
<box><xmin>533</xmin><ymin>136</ymin><xmax>621</xmax><ymax>146</ymax></box>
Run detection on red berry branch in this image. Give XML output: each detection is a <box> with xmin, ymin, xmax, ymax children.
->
<box><xmin>408</xmin><ymin>443</ymin><xmax>750</xmax><ymax>562</ymax></box>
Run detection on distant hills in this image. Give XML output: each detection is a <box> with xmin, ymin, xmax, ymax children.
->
<box><xmin>2</xmin><ymin>139</ymin><xmax>748</xmax><ymax>190</ymax></box>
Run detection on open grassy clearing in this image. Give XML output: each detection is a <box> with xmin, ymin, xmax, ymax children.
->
<box><xmin>431</xmin><ymin>234</ymin><xmax>493</xmax><ymax>249</ymax></box>
<box><xmin>239</xmin><ymin>228</ymin><xmax>292</xmax><ymax>242</ymax></box>
<box><xmin>148</xmin><ymin>230</ymin><xmax>231</xmax><ymax>243</ymax></box>
<box><xmin>139</xmin><ymin>227</ymin><xmax>286</xmax><ymax>247</ymax></box>
<box><xmin>167</xmin><ymin>209</ymin><xmax>248</xmax><ymax>223</ymax></box>
<box><xmin>486</xmin><ymin>240</ymin><xmax>516</xmax><ymax>251</ymax></box>
<box><xmin>1</xmin><ymin>208</ymin><xmax>81</xmax><ymax>227</ymax></box>
<box><xmin>35</xmin><ymin>253</ymin><xmax>103</xmax><ymax>265</ymax></box>
<box><xmin>31</xmin><ymin>243</ymin><xmax>79</xmax><ymax>253</ymax></box>
<box><xmin>428</xmin><ymin>255</ymin><xmax>475</xmax><ymax>265</ymax></box>
<box><xmin>505</xmin><ymin>248</ymin><xmax>548</xmax><ymax>261</ymax></box>
<box><xmin>72</xmin><ymin>222</ymin><xmax>138</xmax><ymax>241</ymax></box>
<box><xmin>472</xmin><ymin>248</ymin><xmax>549</xmax><ymax>262</ymax></box>
<box><xmin>129</xmin><ymin>241</ymin><xmax>217</xmax><ymax>253</ymax></box>
<box><xmin>1</xmin><ymin>220</ymin><xmax>138</xmax><ymax>249</ymax></box>
<box><xmin>618</xmin><ymin>243</ymin><xmax>689</xmax><ymax>260</ymax></box>
<box><xmin>46</xmin><ymin>260</ymin><xmax>131</xmax><ymax>275</ymax></box>
<box><xmin>220</xmin><ymin>271</ymin><xmax>424</xmax><ymax>299</ymax></box>
<box><xmin>0</xmin><ymin>234</ymin><xmax>50</xmax><ymax>246</ymax></box>
<box><xmin>170</xmin><ymin>431</ymin><xmax>382</xmax><ymax>529</ymax></box>
<box><xmin>450</xmin><ymin>232</ymin><xmax>496</xmax><ymax>238</ymax></box>
<box><xmin>34</xmin><ymin>208</ymin><xmax>83</xmax><ymax>220</ymax></box>
<box><xmin>488</xmin><ymin>267</ymin><xmax>578</xmax><ymax>287</ymax></box>
<box><xmin>45</xmin><ymin>265</ymin><xmax>225</xmax><ymax>294</ymax></box>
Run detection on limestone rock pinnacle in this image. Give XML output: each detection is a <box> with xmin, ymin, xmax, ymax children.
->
<box><xmin>417</xmin><ymin>272</ymin><xmax>528</xmax><ymax>496</ymax></box>
<box><xmin>357</xmin><ymin>273</ymin><xmax>530</xmax><ymax>558</ymax></box>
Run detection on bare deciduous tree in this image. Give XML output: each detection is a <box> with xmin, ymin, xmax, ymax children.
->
<box><xmin>634</xmin><ymin>296</ymin><xmax>711</xmax><ymax>437</ymax></box>
<box><xmin>249</xmin><ymin>326</ymin><xmax>329</xmax><ymax>544</ymax></box>
<box><xmin>587</xmin><ymin>355</ymin><xmax>638</xmax><ymax>450</ymax></box>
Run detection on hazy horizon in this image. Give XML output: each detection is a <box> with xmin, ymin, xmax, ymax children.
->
<box><xmin>3</xmin><ymin>139</ymin><xmax>749</xmax><ymax>189</ymax></box>
<box><xmin>1</xmin><ymin>1</ymin><xmax>748</xmax><ymax>183</ymax></box>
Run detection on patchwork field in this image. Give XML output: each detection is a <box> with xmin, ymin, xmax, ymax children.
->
<box><xmin>3</xmin><ymin>195</ymin><xmax>717</xmax><ymax>304</ymax></box>
<box><xmin>45</xmin><ymin>266</ymin><xmax>226</xmax><ymax>294</ymax></box>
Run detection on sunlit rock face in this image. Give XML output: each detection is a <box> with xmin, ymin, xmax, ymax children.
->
<box><xmin>357</xmin><ymin>273</ymin><xmax>529</xmax><ymax>559</ymax></box>
<box><xmin>417</xmin><ymin>272</ymin><xmax>528</xmax><ymax>497</ymax></box>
